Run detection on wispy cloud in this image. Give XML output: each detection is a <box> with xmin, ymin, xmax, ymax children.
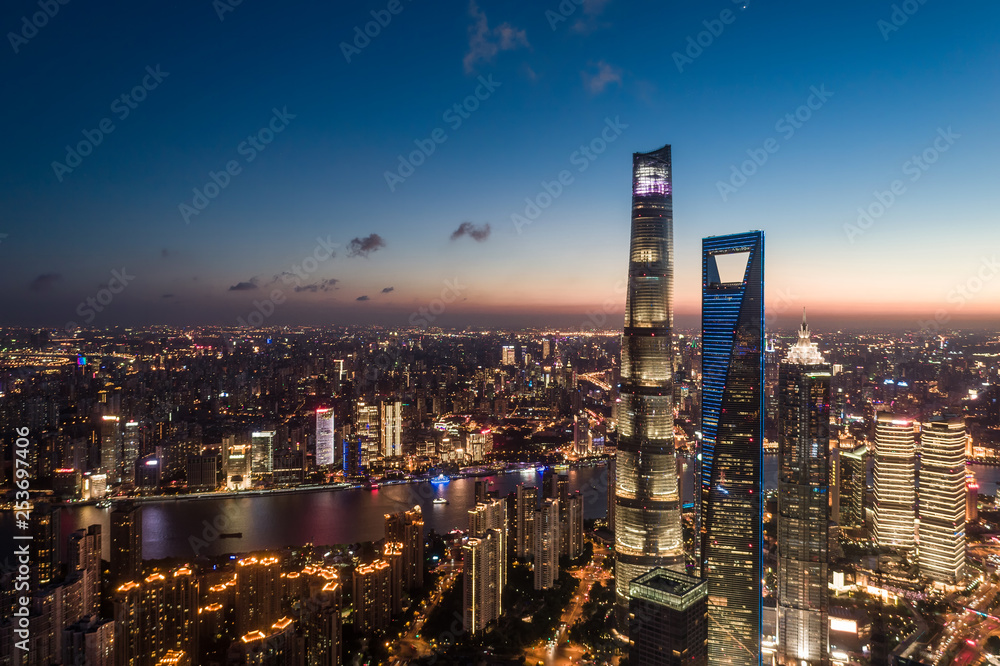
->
<box><xmin>356</xmin><ymin>295</ymin><xmax>370</xmax><ymax>302</ymax></box>
<box><xmin>463</xmin><ymin>0</ymin><xmax>529</xmax><ymax>74</ymax></box>
<box><xmin>381</xmin><ymin>286</ymin><xmax>394</xmax><ymax>294</ymax></box>
<box><xmin>29</xmin><ymin>273</ymin><xmax>61</xmax><ymax>292</ymax></box>
<box><xmin>450</xmin><ymin>221</ymin><xmax>492</xmax><ymax>242</ymax></box>
<box><xmin>572</xmin><ymin>0</ymin><xmax>612</xmax><ymax>33</ymax></box>
<box><xmin>294</xmin><ymin>279</ymin><xmax>339</xmax><ymax>293</ymax></box>
<box><xmin>346</xmin><ymin>233</ymin><xmax>386</xmax><ymax>258</ymax></box>
<box><xmin>582</xmin><ymin>61</ymin><xmax>622</xmax><ymax>95</ymax></box>
<box><xmin>228</xmin><ymin>278</ymin><xmax>259</xmax><ymax>291</ymax></box>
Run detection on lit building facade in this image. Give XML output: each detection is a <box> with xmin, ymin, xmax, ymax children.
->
<box><xmin>516</xmin><ymin>485</ymin><xmax>538</xmax><ymax>559</ymax></box>
<box><xmin>534</xmin><ymin>498</ymin><xmax>560</xmax><ymax>590</ymax></box>
<box><xmin>776</xmin><ymin>314</ymin><xmax>830</xmax><ymax>666</ymax></box>
<box><xmin>614</xmin><ymin>144</ymin><xmax>686</xmax><ymax>624</ymax></box>
<box><xmin>110</xmin><ymin>502</ymin><xmax>142</xmax><ymax>585</ymax></box>
<box><xmin>380</xmin><ymin>400</ymin><xmax>403</xmax><ymax>458</ymax></box>
<box><xmin>700</xmin><ymin>230</ymin><xmax>764</xmax><ymax>666</ymax></box>
<box><xmin>873</xmin><ymin>414</ymin><xmax>917</xmax><ymax>553</ymax></box>
<box><xmin>315</xmin><ymin>408</ymin><xmax>336</xmax><ymax>467</ymax></box>
<box><xmin>918</xmin><ymin>417</ymin><xmax>967</xmax><ymax>583</ymax></box>
<box><xmin>463</xmin><ymin>530</ymin><xmax>503</xmax><ymax>633</ymax></box>
<box><xmin>251</xmin><ymin>430</ymin><xmax>275</xmax><ymax>477</ymax></box>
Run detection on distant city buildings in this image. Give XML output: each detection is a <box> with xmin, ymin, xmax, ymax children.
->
<box><xmin>315</xmin><ymin>408</ymin><xmax>336</xmax><ymax>467</ymax></box>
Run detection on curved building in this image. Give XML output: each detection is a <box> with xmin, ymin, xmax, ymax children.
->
<box><xmin>614</xmin><ymin>145</ymin><xmax>686</xmax><ymax>626</ymax></box>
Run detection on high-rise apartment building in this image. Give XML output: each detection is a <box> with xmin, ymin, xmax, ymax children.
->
<box><xmin>629</xmin><ymin>568</ymin><xmax>708</xmax><ymax>666</ymax></box>
<box><xmin>355</xmin><ymin>400</ymin><xmax>379</xmax><ymax>466</ymax></box>
<box><xmin>100</xmin><ymin>415</ymin><xmax>121</xmax><ymax>475</ymax></box>
<box><xmin>385</xmin><ymin>506</ymin><xmax>425</xmax><ymax>590</ymax></box>
<box><xmin>236</xmin><ymin>555</ymin><xmax>282</xmax><ymax>635</ymax></box>
<box><xmin>110</xmin><ymin>501</ymin><xmax>142</xmax><ymax>584</ymax></box>
<box><xmin>839</xmin><ymin>444</ymin><xmax>867</xmax><ymax>529</ymax></box>
<box><xmin>353</xmin><ymin>560</ymin><xmax>392</xmax><ymax>634</ymax></box>
<box><xmin>534</xmin><ymin>498</ymin><xmax>560</xmax><ymax>590</ymax></box>
<box><xmin>700</xmin><ymin>230</ymin><xmax>765</xmax><ymax>666</ymax></box>
<box><xmin>873</xmin><ymin>414</ymin><xmax>917</xmax><ymax>553</ymax></box>
<box><xmin>516</xmin><ymin>485</ymin><xmax>538</xmax><ymax>559</ymax></box>
<box><xmin>463</xmin><ymin>530</ymin><xmax>503</xmax><ymax>634</ymax></box>
<box><xmin>918</xmin><ymin>417</ymin><xmax>967</xmax><ymax>583</ymax></box>
<box><xmin>113</xmin><ymin>567</ymin><xmax>199</xmax><ymax>665</ymax></box>
<box><xmin>614</xmin><ymin>144</ymin><xmax>686</xmax><ymax>624</ymax></box>
<box><xmin>776</xmin><ymin>313</ymin><xmax>831</xmax><ymax>666</ymax></box>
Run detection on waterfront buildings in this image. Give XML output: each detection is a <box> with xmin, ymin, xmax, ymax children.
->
<box><xmin>614</xmin><ymin>144</ymin><xmax>686</xmax><ymax>623</ymax></box>
<box><xmin>315</xmin><ymin>407</ymin><xmax>336</xmax><ymax>467</ymax></box>
<box><xmin>380</xmin><ymin>400</ymin><xmax>403</xmax><ymax>458</ymax></box>
<box><xmin>776</xmin><ymin>313</ymin><xmax>831</xmax><ymax>666</ymax></box>
<box><xmin>700</xmin><ymin>230</ymin><xmax>765</xmax><ymax>666</ymax></box>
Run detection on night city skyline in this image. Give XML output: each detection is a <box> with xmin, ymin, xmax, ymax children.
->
<box><xmin>3</xmin><ymin>2</ymin><xmax>1000</xmax><ymax>666</ymax></box>
<box><xmin>1</xmin><ymin>1</ymin><xmax>999</xmax><ymax>330</ymax></box>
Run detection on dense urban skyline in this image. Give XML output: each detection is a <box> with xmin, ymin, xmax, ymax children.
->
<box><xmin>2</xmin><ymin>2</ymin><xmax>999</xmax><ymax>329</ymax></box>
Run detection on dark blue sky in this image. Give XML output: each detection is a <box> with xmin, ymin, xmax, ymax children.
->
<box><xmin>2</xmin><ymin>0</ymin><xmax>998</xmax><ymax>330</ymax></box>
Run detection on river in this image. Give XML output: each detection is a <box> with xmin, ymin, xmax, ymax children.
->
<box><xmin>43</xmin><ymin>459</ymin><xmax>1000</xmax><ymax>561</ymax></box>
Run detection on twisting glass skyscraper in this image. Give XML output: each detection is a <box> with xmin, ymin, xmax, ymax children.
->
<box><xmin>700</xmin><ymin>231</ymin><xmax>764</xmax><ymax>666</ymax></box>
<box><xmin>614</xmin><ymin>144</ymin><xmax>685</xmax><ymax>626</ymax></box>
<box><xmin>776</xmin><ymin>312</ymin><xmax>831</xmax><ymax>666</ymax></box>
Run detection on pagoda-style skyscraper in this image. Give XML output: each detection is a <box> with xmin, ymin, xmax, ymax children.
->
<box><xmin>777</xmin><ymin>310</ymin><xmax>831</xmax><ymax>666</ymax></box>
<box><xmin>613</xmin><ymin>144</ymin><xmax>686</xmax><ymax>627</ymax></box>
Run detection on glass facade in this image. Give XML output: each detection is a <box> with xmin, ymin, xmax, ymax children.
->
<box><xmin>700</xmin><ymin>231</ymin><xmax>764</xmax><ymax>666</ymax></box>
<box><xmin>918</xmin><ymin>417</ymin><xmax>967</xmax><ymax>583</ymax></box>
<box><xmin>873</xmin><ymin>415</ymin><xmax>916</xmax><ymax>552</ymax></box>
<box><xmin>615</xmin><ymin>145</ymin><xmax>686</xmax><ymax>626</ymax></box>
<box><xmin>776</xmin><ymin>318</ymin><xmax>830</xmax><ymax>666</ymax></box>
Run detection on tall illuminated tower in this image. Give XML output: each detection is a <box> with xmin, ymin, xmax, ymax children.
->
<box><xmin>315</xmin><ymin>408</ymin><xmax>335</xmax><ymax>467</ymax></box>
<box><xmin>873</xmin><ymin>414</ymin><xmax>916</xmax><ymax>553</ymax></box>
<box><xmin>918</xmin><ymin>416</ymin><xmax>967</xmax><ymax>583</ymax></box>
<box><xmin>700</xmin><ymin>231</ymin><xmax>764</xmax><ymax>666</ymax></box>
<box><xmin>614</xmin><ymin>144</ymin><xmax>685</xmax><ymax>626</ymax></box>
<box><xmin>776</xmin><ymin>312</ymin><xmax>831</xmax><ymax>666</ymax></box>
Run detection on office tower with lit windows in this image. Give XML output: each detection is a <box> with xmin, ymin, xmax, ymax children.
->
<box><xmin>463</xmin><ymin>529</ymin><xmax>503</xmax><ymax>633</ymax></box>
<box><xmin>355</xmin><ymin>400</ymin><xmax>380</xmax><ymax>466</ymax></box>
<box><xmin>501</xmin><ymin>345</ymin><xmax>516</xmax><ymax>365</ymax></box>
<box><xmin>918</xmin><ymin>416</ymin><xmax>967</xmax><ymax>583</ymax></box>
<box><xmin>315</xmin><ymin>408</ymin><xmax>336</xmax><ymax>467</ymax></box>
<box><xmin>629</xmin><ymin>568</ymin><xmax>708</xmax><ymax>666</ymax></box>
<box><xmin>776</xmin><ymin>313</ymin><xmax>831</xmax><ymax>666</ymax></box>
<box><xmin>564</xmin><ymin>491</ymin><xmax>584</xmax><ymax>560</ymax></box>
<box><xmin>100</xmin><ymin>415</ymin><xmax>121</xmax><ymax>475</ymax></box>
<box><xmin>839</xmin><ymin>444</ymin><xmax>867</xmax><ymax>529</ymax></box>
<box><xmin>534</xmin><ymin>498</ymin><xmax>560</xmax><ymax>590</ymax></box>
<box><xmin>873</xmin><ymin>414</ymin><xmax>917</xmax><ymax>553</ymax></box>
<box><xmin>380</xmin><ymin>400</ymin><xmax>403</xmax><ymax>458</ymax></box>
<box><xmin>700</xmin><ymin>230</ymin><xmax>764</xmax><ymax>666</ymax></box>
<box><xmin>123</xmin><ymin>420</ymin><xmax>140</xmax><ymax>482</ymax></box>
<box><xmin>516</xmin><ymin>485</ymin><xmax>539</xmax><ymax>559</ymax></box>
<box><xmin>251</xmin><ymin>430</ymin><xmax>275</xmax><ymax>478</ymax></box>
<box><xmin>614</xmin><ymin>144</ymin><xmax>686</xmax><ymax>625</ymax></box>
<box><xmin>110</xmin><ymin>501</ymin><xmax>142</xmax><ymax>584</ymax></box>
